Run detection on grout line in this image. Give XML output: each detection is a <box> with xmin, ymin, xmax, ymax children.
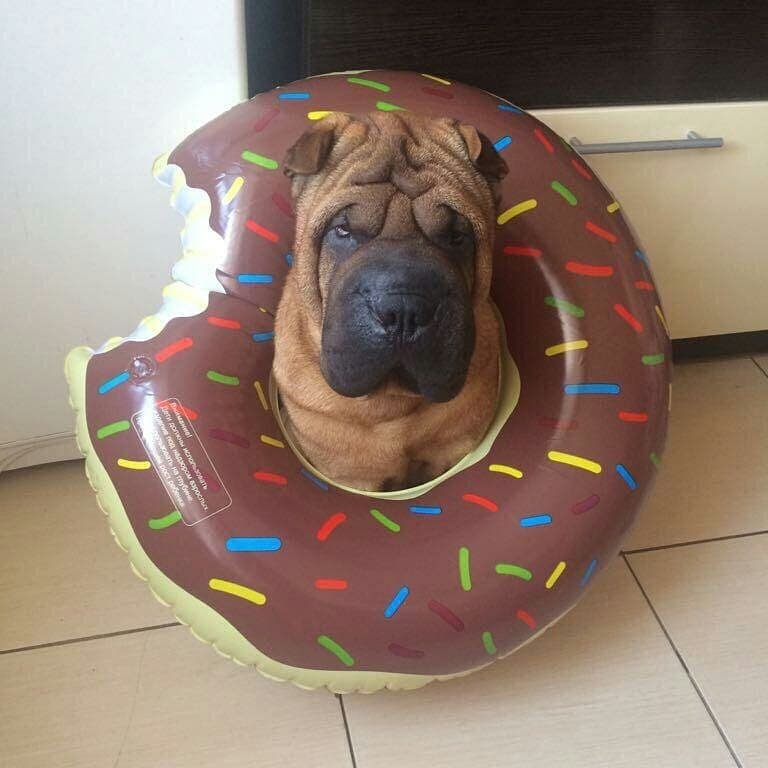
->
<box><xmin>621</xmin><ymin>555</ymin><xmax>744</xmax><ymax>768</ymax></box>
<box><xmin>0</xmin><ymin>621</ymin><xmax>180</xmax><ymax>656</ymax></box>
<box><xmin>750</xmin><ymin>356</ymin><xmax>768</xmax><ymax>380</ymax></box>
<box><xmin>336</xmin><ymin>694</ymin><xmax>359</xmax><ymax>768</ymax></box>
<box><xmin>622</xmin><ymin>528</ymin><xmax>768</xmax><ymax>556</ymax></box>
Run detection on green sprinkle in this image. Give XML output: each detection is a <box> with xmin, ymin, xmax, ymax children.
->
<box><xmin>206</xmin><ymin>370</ymin><xmax>240</xmax><ymax>386</ymax></box>
<box><xmin>650</xmin><ymin>452</ymin><xmax>661</xmax><ymax>468</ymax></box>
<box><xmin>317</xmin><ymin>634</ymin><xmax>355</xmax><ymax>667</ymax></box>
<box><xmin>96</xmin><ymin>420</ymin><xmax>130</xmax><ymax>439</ymax></box>
<box><xmin>459</xmin><ymin>546</ymin><xmax>472</xmax><ymax>591</ymax></box>
<box><xmin>148</xmin><ymin>510</ymin><xmax>182</xmax><ymax>530</ymax></box>
<box><xmin>241</xmin><ymin>150</ymin><xmax>278</xmax><ymax>170</ymax></box>
<box><xmin>544</xmin><ymin>296</ymin><xmax>585</xmax><ymax>318</ymax></box>
<box><xmin>482</xmin><ymin>630</ymin><xmax>497</xmax><ymax>655</ymax></box>
<box><xmin>369</xmin><ymin>508</ymin><xmax>400</xmax><ymax>533</ymax></box>
<box><xmin>495</xmin><ymin>563</ymin><xmax>533</xmax><ymax>580</ymax></box>
<box><xmin>642</xmin><ymin>353</ymin><xmax>666</xmax><ymax>366</ymax></box>
<box><xmin>551</xmin><ymin>180</ymin><xmax>578</xmax><ymax>206</ymax></box>
<box><xmin>376</xmin><ymin>100</ymin><xmax>406</xmax><ymax>112</ymax></box>
<box><xmin>347</xmin><ymin>76</ymin><xmax>391</xmax><ymax>92</ymax></box>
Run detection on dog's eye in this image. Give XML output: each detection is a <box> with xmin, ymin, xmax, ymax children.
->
<box><xmin>449</xmin><ymin>231</ymin><xmax>467</xmax><ymax>247</ymax></box>
<box><xmin>333</xmin><ymin>223</ymin><xmax>351</xmax><ymax>238</ymax></box>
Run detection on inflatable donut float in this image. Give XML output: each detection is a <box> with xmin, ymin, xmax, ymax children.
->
<box><xmin>66</xmin><ymin>70</ymin><xmax>670</xmax><ymax>692</ymax></box>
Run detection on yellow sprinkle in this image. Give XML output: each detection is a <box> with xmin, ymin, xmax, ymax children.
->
<box><xmin>655</xmin><ymin>305</ymin><xmax>670</xmax><ymax>337</ymax></box>
<box><xmin>547</xmin><ymin>450</ymin><xmax>602</xmax><ymax>474</ymax></box>
<box><xmin>545</xmin><ymin>339</ymin><xmax>589</xmax><ymax>356</ymax></box>
<box><xmin>421</xmin><ymin>73</ymin><xmax>451</xmax><ymax>85</ymax></box>
<box><xmin>117</xmin><ymin>459</ymin><xmax>151</xmax><ymax>470</ymax></box>
<box><xmin>607</xmin><ymin>201</ymin><xmax>621</xmax><ymax>213</ymax></box>
<box><xmin>260</xmin><ymin>434</ymin><xmax>285</xmax><ymax>449</ymax></box>
<box><xmin>497</xmin><ymin>199</ymin><xmax>538</xmax><ymax>225</ymax></box>
<box><xmin>489</xmin><ymin>464</ymin><xmax>524</xmax><ymax>479</ymax></box>
<box><xmin>546</xmin><ymin>561</ymin><xmax>567</xmax><ymax>589</ymax></box>
<box><xmin>308</xmin><ymin>110</ymin><xmax>333</xmax><ymax>120</ymax></box>
<box><xmin>209</xmin><ymin>578</ymin><xmax>266</xmax><ymax>606</ymax></box>
<box><xmin>254</xmin><ymin>380</ymin><xmax>269</xmax><ymax>411</ymax></box>
<box><xmin>222</xmin><ymin>176</ymin><xmax>244</xmax><ymax>204</ymax></box>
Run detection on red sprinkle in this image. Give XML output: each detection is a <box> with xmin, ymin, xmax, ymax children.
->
<box><xmin>388</xmin><ymin>643</ymin><xmax>425</xmax><ymax>659</ymax></box>
<box><xmin>252</xmin><ymin>107</ymin><xmax>279</xmax><ymax>132</ymax></box>
<box><xmin>635</xmin><ymin>280</ymin><xmax>654</xmax><ymax>291</ymax></box>
<box><xmin>314</xmin><ymin>579</ymin><xmax>348</xmax><ymax>590</ymax></box>
<box><xmin>533</xmin><ymin>127</ymin><xmax>555</xmax><ymax>153</ymax></box>
<box><xmin>585</xmin><ymin>220</ymin><xmax>618</xmax><ymax>243</ymax></box>
<box><xmin>565</xmin><ymin>261</ymin><xmax>615</xmax><ymax>277</ymax></box>
<box><xmin>158</xmin><ymin>400</ymin><xmax>198</xmax><ymax>421</ymax></box>
<box><xmin>462</xmin><ymin>493</ymin><xmax>498</xmax><ymax>512</ymax></box>
<box><xmin>422</xmin><ymin>86</ymin><xmax>453</xmax><ymax>99</ymax></box>
<box><xmin>619</xmin><ymin>411</ymin><xmax>649</xmax><ymax>423</ymax></box>
<box><xmin>516</xmin><ymin>608</ymin><xmax>537</xmax><ymax>629</ymax></box>
<box><xmin>503</xmin><ymin>245</ymin><xmax>543</xmax><ymax>258</ymax></box>
<box><xmin>316</xmin><ymin>512</ymin><xmax>347</xmax><ymax>542</ymax></box>
<box><xmin>613</xmin><ymin>303</ymin><xmax>644</xmax><ymax>332</ymax></box>
<box><xmin>571</xmin><ymin>158</ymin><xmax>593</xmax><ymax>180</ymax></box>
<box><xmin>245</xmin><ymin>219</ymin><xmax>280</xmax><ymax>243</ymax></box>
<box><xmin>271</xmin><ymin>192</ymin><xmax>293</xmax><ymax>217</ymax></box>
<box><xmin>154</xmin><ymin>337</ymin><xmax>193</xmax><ymax>363</ymax></box>
<box><xmin>428</xmin><ymin>599</ymin><xmax>465</xmax><ymax>631</ymax></box>
<box><xmin>571</xmin><ymin>494</ymin><xmax>600</xmax><ymax>514</ymax></box>
<box><xmin>209</xmin><ymin>429</ymin><xmax>250</xmax><ymax>448</ymax></box>
<box><xmin>207</xmin><ymin>316</ymin><xmax>241</xmax><ymax>330</ymax></box>
<box><xmin>253</xmin><ymin>471</ymin><xmax>288</xmax><ymax>486</ymax></box>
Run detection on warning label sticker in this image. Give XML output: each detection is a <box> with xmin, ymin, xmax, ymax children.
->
<box><xmin>131</xmin><ymin>398</ymin><xmax>232</xmax><ymax>525</ymax></box>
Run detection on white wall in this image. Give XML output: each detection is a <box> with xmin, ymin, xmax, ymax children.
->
<box><xmin>0</xmin><ymin>1</ymin><xmax>246</xmax><ymax>468</ymax></box>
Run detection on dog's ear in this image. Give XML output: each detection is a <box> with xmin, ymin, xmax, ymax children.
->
<box><xmin>283</xmin><ymin>113</ymin><xmax>355</xmax><ymax>179</ymax></box>
<box><xmin>457</xmin><ymin>123</ymin><xmax>509</xmax><ymax>183</ymax></box>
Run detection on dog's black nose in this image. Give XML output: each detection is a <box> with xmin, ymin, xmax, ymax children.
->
<box><xmin>371</xmin><ymin>293</ymin><xmax>437</xmax><ymax>336</ymax></box>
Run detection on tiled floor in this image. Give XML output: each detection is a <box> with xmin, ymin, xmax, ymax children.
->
<box><xmin>1</xmin><ymin>356</ymin><xmax>766</xmax><ymax>767</ymax></box>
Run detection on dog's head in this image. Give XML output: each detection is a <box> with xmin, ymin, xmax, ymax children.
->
<box><xmin>283</xmin><ymin>111</ymin><xmax>507</xmax><ymax>402</ymax></box>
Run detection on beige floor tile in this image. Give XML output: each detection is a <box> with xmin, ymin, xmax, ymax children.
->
<box><xmin>628</xmin><ymin>535</ymin><xmax>768</xmax><ymax>767</ymax></box>
<box><xmin>753</xmin><ymin>354</ymin><xmax>768</xmax><ymax>377</ymax></box>
<box><xmin>624</xmin><ymin>358</ymin><xmax>768</xmax><ymax>551</ymax></box>
<box><xmin>342</xmin><ymin>559</ymin><xmax>734</xmax><ymax>768</ymax></box>
<box><xmin>0</xmin><ymin>625</ymin><xmax>351</xmax><ymax>768</ymax></box>
<box><xmin>0</xmin><ymin>461</ymin><xmax>170</xmax><ymax>651</ymax></box>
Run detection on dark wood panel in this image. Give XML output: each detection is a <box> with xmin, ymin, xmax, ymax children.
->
<box><xmin>304</xmin><ymin>0</ymin><xmax>768</xmax><ymax>108</ymax></box>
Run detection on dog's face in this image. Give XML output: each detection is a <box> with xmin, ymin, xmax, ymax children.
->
<box><xmin>284</xmin><ymin>112</ymin><xmax>507</xmax><ymax>403</ymax></box>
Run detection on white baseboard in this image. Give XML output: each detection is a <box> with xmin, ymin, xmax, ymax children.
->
<box><xmin>0</xmin><ymin>433</ymin><xmax>81</xmax><ymax>472</ymax></box>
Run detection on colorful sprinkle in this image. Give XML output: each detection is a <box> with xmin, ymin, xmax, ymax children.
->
<box><xmin>244</xmin><ymin>220</ymin><xmax>280</xmax><ymax>243</ymax></box>
<box><xmin>209</xmin><ymin>578</ymin><xmax>266</xmax><ymax>606</ymax></box>
<box><xmin>428</xmin><ymin>599</ymin><xmax>465</xmax><ymax>631</ymax></box>
<box><xmin>278</xmin><ymin>91</ymin><xmax>310</xmax><ymax>100</ymax></box>
<box><xmin>226</xmin><ymin>537</ymin><xmax>282</xmax><ymax>552</ymax></box>
<box><xmin>551</xmin><ymin>180</ymin><xmax>577</xmax><ymax>205</ymax></box>
<box><xmin>533</xmin><ymin>128</ymin><xmax>555</xmax><ymax>153</ymax></box>
<box><xmin>98</xmin><ymin>371</ymin><xmax>129</xmax><ymax>394</ymax></box>
<box><xmin>96</xmin><ymin>420</ymin><xmax>130</xmax><ymax>439</ymax></box>
<box><xmin>155</xmin><ymin>337</ymin><xmax>193</xmax><ymax>363</ymax></box>
<box><xmin>410</xmin><ymin>505</ymin><xmax>442</xmax><ymax>515</ymax></box>
<box><xmin>546</xmin><ymin>561</ymin><xmax>567</xmax><ymax>589</ymax></box>
<box><xmin>260</xmin><ymin>434</ymin><xmax>285</xmax><ymax>449</ymax></box>
<box><xmin>252</xmin><ymin>470</ymin><xmax>287</xmax><ymax>486</ymax></box>
<box><xmin>571</xmin><ymin>158</ymin><xmax>593</xmax><ymax>180</ymax></box>
<box><xmin>161</xmin><ymin>401</ymin><xmax>198</xmax><ymax>421</ymax></box>
<box><xmin>209</xmin><ymin>429</ymin><xmax>250</xmax><ymax>448</ymax></box>
<box><xmin>347</xmin><ymin>76</ymin><xmax>390</xmax><ymax>92</ymax></box>
<box><xmin>498</xmin><ymin>199</ymin><xmax>537</xmax><ymax>225</ymax></box>
<box><xmin>252</xmin><ymin>331</ymin><xmax>275</xmax><ymax>343</ymax></box>
<box><xmin>271</xmin><ymin>191</ymin><xmax>293</xmax><ymax>216</ymax></box>
<box><xmin>317</xmin><ymin>634</ymin><xmax>354</xmax><ymax>667</ymax></box>
<box><xmin>489</xmin><ymin>464</ymin><xmax>523</xmax><ymax>479</ymax></box>
<box><xmin>252</xmin><ymin>108</ymin><xmax>279</xmax><ymax>131</ymax></box>
<box><xmin>504</xmin><ymin>244</ymin><xmax>542</xmax><ymax>257</ymax></box>
<box><xmin>285</xmin><ymin>253</ymin><xmax>294</xmax><ymax>266</ymax></box>
<box><xmin>241</xmin><ymin>150</ymin><xmax>278</xmax><ymax>170</ymax></box>
<box><xmin>384</xmin><ymin>586</ymin><xmax>410</xmax><ymax>618</ymax></box>
<box><xmin>616</xmin><ymin>463</ymin><xmax>638</xmax><ymax>490</ymax></box>
<box><xmin>564</xmin><ymin>383</ymin><xmax>620</xmax><ymax>395</ymax></box>
<box><xmin>148</xmin><ymin>510</ymin><xmax>182</xmax><ymax>530</ymax></box>
<box><xmin>565</xmin><ymin>261</ymin><xmax>614</xmax><ymax>277</ymax></box>
<box><xmin>642</xmin><ymin>353</ymin><xmax>666</xmax><ymax>366</ymax></box>
<box><xmin>495</xmin><ymin>563</ymin><xmax>533</xmax><ymax>580</ymax></box>
<box><xmin>635</xmin><ymin>249</ymin><xmax>649</xmax><ymax>263</ymax></box>
<box><xmin>316</xmin><ymin>512</ymin><xmax>347</xmax><ymax>541</ymax></box>
<box><xmin>497</xmin><ymin>103</ymin><xmax>524</xmax><ymax>113</ymax></box>
<box><xmin>520</xmin><ymin>514</ymin><xmax>552</xmax><ymax>527</ymax></box>
<box><xmin>545</xmin><ymin>339</ymin><xmax>589</xmax><ymax>356</ymax></box>
<box><xmin>376</xmin><ymin>100</ymin><xmax>405</xmax><ymax>112</ymax></box>
<box><xmin>571</xmin><ymin>494</ymin><xmax>600</xmax><ymax>514</ymax></box>
<box><xmin>370</xmin><ymin>508</ymin><xmax>400</xmax><ymax>533</ymax></box>
<box><xmin>655</xmin><ymin>305</ymin><xmax>670</xmax><ymax>336</ymax></box>
<box><xmin>459</xmin><ymin>547</ymin><xmax>472</xmax><ymax>591</ymax></box>
<box><xmin>462</xmin><ymin>493</ymin><xmax>498</xmax><ymax>512</ymax></box>
<box><xmin>585</xmin><ymin>220</ymin><xmax>618</xmax><ymax>243</ymax></box>
<box><xmin>547</xmin><ymin>450</ymin><xmax>602</xmax><ymax>474</ymax></box>
<box><xmin>117</xmin><ymin>458</ymin><xmax>151</xmax><ymax>470</ymax></box>
<box><xmin>494</xmin><ymin>135</ymin><xmax>512</xmax><ymax>151</ymax></box>
<box><xmin>207</xmin><ymin>370</ymin><xmax>240</xmax><ymax>386</ymax></box>
<box><xmin>207</xmin><ymin>316</ymin><xmax>241</xmax><ymax>330</ymax></box>
<box><xmin>544</xmin><ymin>296</ymin><xmax>585</xmax><ymax>318</ymax></box>
<box><xmin>388</xmin><ymin>643</ymin><xmax>425</xmax><ymax>658</ymax></box>
<box><xmin>619</xmin><ymin>411</ymin><xmax>649</xmax><ymax>423</ymax></box>
<box><xmin>301</xmin><ymin>468</ymin><xmax>329</xmax><ymax>491</ymax></box>
<box><xmin>422</xmin><ymin>86</ymin><xmax>453</xmax><ymax>99</ymax></box>
<box><xmin>421</xmin><ymin>73</ymin><xmax>452</xmax><ymax>85</ymax></box>
<box><xmin>222</xmin><ymin>176</ymin><xmax>244</xmax><ymax>204</ymax></box>
<box><xmin>650</xmin><ymin>452</ymin><xmax>662</xmax><ymax>468</ymax></box>
<box><xmin>516</xmin><ymin>609</ymin><xmax>537</xmax><ymax>629</ymax></box>
<box><xmin>607</xmin><ymin>201</ymin><xmax>621</xmax><ymax>213</ymax></box>
<box><xmin>613</xmin><ymin>303</ymin><xmax>643</xmax><ymax>332</ymax></box>
<box><xmin>482</xmin><ymin>631</ymin><xmax>497</xmax><ymax>655</ymax></box>
<box><xmin>237</xmin><ymin>273</ymin><xmax>274</xmax><ymax>284</ymax></box>
<box><xmin>635</xmin><ymin>280</ymin><xmax>654</xmax><ymax>291</ymax></box>
<box><xmin>580</xmin><ymin>559</ymin><xmax>598</xmax><ymax>586</ymax></box>
<box><xmin>308</xmin><ymin>110</ymin><xmax>333</xmax><ymax>120</ymax></box>
<box><xmin>315</xmin><ymin>579</ymin><xmax>348</xmax><ymax>590</ymax></box>
<box><xmin>253</xmin><ymin>380</ymin><xmax>269</xmax><ymax>411</ymax></box>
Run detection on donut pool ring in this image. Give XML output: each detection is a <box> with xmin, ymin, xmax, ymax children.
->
<box><xmin>65</xmin><ymin>71</ymin><xmax>670</xmax><ymax>692</ymax></box>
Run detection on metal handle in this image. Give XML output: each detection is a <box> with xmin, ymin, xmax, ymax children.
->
<box><xmin>569</xmin><ymin>131</ymin><xmax>724</xmax><ymax>155</ymax></box>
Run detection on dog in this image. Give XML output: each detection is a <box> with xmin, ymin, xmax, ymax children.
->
<box><xmin>273</xmin><ymin>111</ymin><xmax>508</xmax><ymax>491</ymax></box>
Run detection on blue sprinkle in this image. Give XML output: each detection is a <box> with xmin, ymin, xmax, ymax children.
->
<box><xmin>519</xmin><ymin>514</ymin><xmax>552</xmax><ymax>528</ymax></box>
<box><xmin>301</xmin><ymin>468</ymin><xmax>329</xmax><ymax>491</ymax></box>
<box><xmin>98</xmin><ymin>371</ymin><xmax>130</xmax><ymax>395</ymax></box>
<box><xmin>564</xmin><ymin>383</ymin><xmax>621</xmax><ymax>395</ymax></box>
<box><xmin>493</xmin><ymin>135</ymin><xmax>512</xmax><ymax>151</ymax></box>
<box><xmin>616</xmin><ymin>463</ymin><xmax>638</xmax><ymax>490</ymax></box>
<box><xmin>580</xmin><ymin>558</ymin><xmax>598</xmax><ymax>586</ymax></box>
<box><xmin>252</xmin><ymin>331</ymin><xmax>275</xmax><ymax>343</ymax></box>
<box><xmin>285</xmin><ymin>253</ymin><xmax>293</xmax><ymax>266</ymax></box>
<box><xmin>497</xmin><ymin>103</ymin><xmax>524</xmax><ymax>114</ymax></box>
<box><xmin>226</xmin><ymin>537</ymin><xmax>282</xmax><ymax>552</ymax></box>
<box><xmin>635</xmin><ymin>249</ymin><xmax>649</xmax><ymax>263</ymax></box>
<box><xmin>237</xmin><ymin>274</ymin><xmax>273</xmax><ymax>284</ymax></box>
<box><xmin>410</xmin><ymin>505</ymin><xmax>442</xmax><ymax>515</ymax></box>
<box><xmin>384</xmin><ymin>585</ymin><xmax>410</xmax><ymax>618</ymax></box>
<box><xmin>278</xmin><ymin>92</ymin><xmax>310</xmax><ymax>100</ymax></box>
